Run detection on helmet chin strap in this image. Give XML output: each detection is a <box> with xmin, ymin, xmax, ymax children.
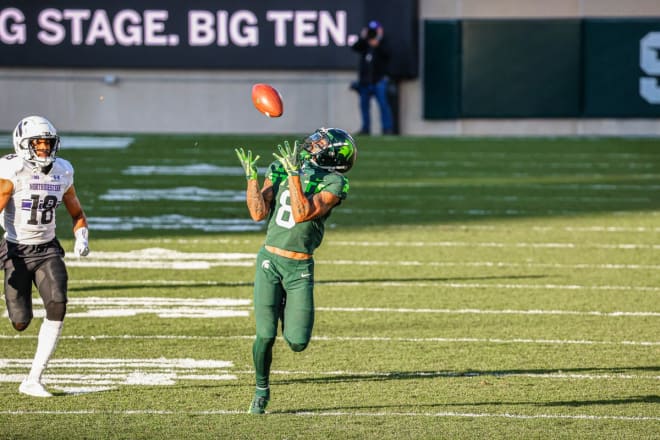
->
<box><xmin>28</xmin><ymin>146</ymin><xmax>56</xmax><ymax>167</ymax></box>
<box><xmin>31</xmin><ymin>161</ymin><xmax>53</xmax><ymax>174</ymax></box>
<box><xmin>26</xmin><ymin>152</ymin><xmax>55</xmax><ymax>170</ymax></box>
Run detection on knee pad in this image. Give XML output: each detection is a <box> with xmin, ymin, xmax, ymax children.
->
<box><xmin>45</xmin><ymin>301</ymin><xmax>66</xmax><ymax>321</ymax></box>
<box><xmin>285</xmin><ymin>339</ymin><xmax>308</xmax><ymax>352</ymax></box>
<box><xmin>12</xmin><ymin>321</ymin><xmax>30</xmax><ymax>331</ymax></box>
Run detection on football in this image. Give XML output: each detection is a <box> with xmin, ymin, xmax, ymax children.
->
<box><xmin>251</xmin><ymin>83</ymin><xmax>283</xmax><ymax>118</ymax></box>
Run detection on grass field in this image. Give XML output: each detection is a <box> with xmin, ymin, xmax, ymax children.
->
<box><xmin>0</xmin><ymin>133</ymin><xmax>658</xmax><ymax>439</ymax></box>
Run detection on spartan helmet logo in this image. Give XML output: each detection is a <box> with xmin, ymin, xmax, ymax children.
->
<box><xmin>261</xmin><ymin>260</ymin><xmax>271</xmax><ymax>270</ymax></box>
<box><xmin>302</xmin><ymin>127</ymin><xmax>357</xmax><ymax>173</ymax></box>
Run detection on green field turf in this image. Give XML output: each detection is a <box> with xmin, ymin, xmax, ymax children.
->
<box><xmin>0</xmin><ymin>134</ymin><xmax>658</xmax><ymax>439</ymax></box>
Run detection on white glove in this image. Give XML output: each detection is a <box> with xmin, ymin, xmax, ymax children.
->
<box><xmin>74</xmin><ymin>227</ymin><xmax>90</xmax><ymax>257</ymax></box>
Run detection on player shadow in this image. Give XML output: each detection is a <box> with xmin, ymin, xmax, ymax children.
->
<box><xmin>69</xmin><ymin>281</ymin><xmax>254</xmax><ymax>292</ymax></box>
<box><xmin>537</xmin><ymin>395</ymin><xmax>659</xmax><ymax>407</ymax></box>
<box><xmin>68</xmin><ymin>274</ymin><xmax>548</xmax><ymax>293</ymax></box>
<box><xmin>317</xmin><ymin>274</ymin><xmax>549</xmax><ymax>284</ymax></box>
<box><xmin>34</xmin><ymin>387</ymin><xmax>117</xmax><ymax>397</ymax></box>
<box><xmin>274</xmin><ymin>367</ymin><xmax>659</xmax><ymax>413</ymax></box>
<box><xmin>275</xmin><ymin>365</ymin><xmax>660</xmax><ymax>386</ymax></box>
<box><xmin>274</xmin><ymin>395</ymin><xmax>659</xmax><ymax>414</ymax></box>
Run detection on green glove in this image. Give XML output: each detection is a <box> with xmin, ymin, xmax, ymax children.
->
<box><xmin>273</xmin><ymin>140</ymin><xmax>303</xmax><ymax>176</ymax></box>
<box><xmin>235</xmin><ymin>147</ymin><xmax>260</xmax><ymax>180</ymax></box>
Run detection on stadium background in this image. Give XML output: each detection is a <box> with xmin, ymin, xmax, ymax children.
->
<box><xmin>0</xmin><ymin>0</ymin><xmax>659</xmax><ymax>137</ymax></box>
<box><xmin>0</xmin><ymin>2</ymin><xmax>658</xmax><ymax>436</ymax></box>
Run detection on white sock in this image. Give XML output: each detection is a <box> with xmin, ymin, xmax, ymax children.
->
<box><xmin>27</xmin><ymin>318</ymin><xmax>63</xmax><ymax>382</ymax></box>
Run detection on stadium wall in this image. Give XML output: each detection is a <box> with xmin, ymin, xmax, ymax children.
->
<box><xmin>409</xmin><ymin>0</ymin><xmax>660</xmax><ymax>136</ymax></box>
<box><xmin>0</xmin><ymin>0</ymin><xmax>659</xmax><ymax>136</ymax></box>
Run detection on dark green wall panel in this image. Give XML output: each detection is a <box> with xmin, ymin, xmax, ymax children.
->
<box><xmin>423</xmin><ymin>18</ymin><xmax>660</xmax><ymax>119</ymax></box>
<box><xmin>583</xmin><ymin>19</ymin><xmax>660</xmax><ymax>117</ymax></box>
<box><xmin>461</xmin><ymin>20</ymin><xmax>581</xmax><ymax>117</ymax></box>
<box><xmin>423</xmin><ymin>21</ymin><xmax>461</xmax><ymax>118</ymax></box>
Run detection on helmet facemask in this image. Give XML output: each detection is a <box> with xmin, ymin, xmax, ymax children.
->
<box><xmin>13</xmin><ymin>116</ymin><xmax>60</xmax><ymax>168</ymax></box>
<box><xmin>303</xmin><ymin>128</ymin><xmax>357</xmax><ymax>173</ymax></box>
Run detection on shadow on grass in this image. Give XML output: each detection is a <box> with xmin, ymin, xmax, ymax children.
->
<box><xmin>274</xmin><ymin>395</ymin><xmax>659</xmax><ymax>414</ymax></box>
<box><xmin>274</xmin><ymin>366</ymin><xmax>659</xmax><ymax>412</ymax></box>
<box><xmin>274</xmin><ymin>365</ymin><xmax>660</xmax><ymax>386</ymax></box>
<box><xmin>68</xmin><ymin>274</ymin><xmax>549</xmax><ymax>292</ymax></box>
<box><xmin>69</xmin><ymin>281</ymin><xmax>253</xmax><ymax>292</ymax></box>
<box><xmin>317</xmin><ymin>274</ymin><xmax>549</xmax><ymax>284</ymax></box>
<box><xmin>59</xmin><ymin>135</ymin><xmax>660</xmax><ymax>239</ymax></box>
<box><xmin>539</xmin><ymin>395</ymin><xmax>659</xmax><ymax>407</ymax></box>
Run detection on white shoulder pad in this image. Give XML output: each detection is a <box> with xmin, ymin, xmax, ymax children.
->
<box><xmin>53</xmin><ymin>157</ymin><xmax>74</xmax><ymax>177</ymax></box>
<box><xmin>0</xmin><ymin>154</ymin><xmax>25</xmax><ymax>180</ymax></box>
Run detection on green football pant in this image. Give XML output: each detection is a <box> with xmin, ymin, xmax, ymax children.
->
<box><xmin>252</xmin><ymin>247</ymin><xmax>315</xmax><ymax>389</ymax></box>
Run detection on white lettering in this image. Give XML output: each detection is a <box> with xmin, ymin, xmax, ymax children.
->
<box><xmin>267</xmin><ymin>10</ymin><xmax>293</xmax><ymax>47</ymax></box>
<box><xmin>188</xmin><ymin>10</ymin><xmax>215</xmax><ymax>46</ymax></box>
<box><xmin>318</xmin><ymin>10</ymin><xmax>346</xmax><ymax>46</ymax></box>
<box><xmin>0</xmin><ymin>8</ymin><xmax>26</xmax><ymax>44</ymax></box>
<box><xmin>37</xmin><ymin>9</ymin><xmax>65</xmax><ymax>45</ymax></box>
<box><xmin>63</xmin><ymin>9</ymin><xmax>91</xmax><ymax>45</ymax></box>
<box><xmin>639</xmin><ymin>32</ymin><xmax>660</xmax><ymax>104</ymax></box>
<box><xmin>268</xmin><ymin>10</ymin><xmax>348</xmax><ymax>47</ymax></box>
<box><xmin>275</xmin><ymin>190</ymin><xmax>295</xmax><ymax>229</ymax></box>
<box><xmin>188</xmin><ymin>10</ymin><xmax>253</xmax><ymax>47</ymax></box>
<box><xmin>143</xmin><ymin>10</ymin><xmax>169</xmax><ymax>46</ymax></box>
<box><xmin>230</xmin><ymin>10</ymin><xmax>258</xmax><ymax>47</ymax></box>
<box><xmin>114</xmin><ymin>9</ymin><xmax>142</xmax><ymax>46</ymax></box>
<box><xmin>85</xmin><ymin>10</ymin><xmax>115</xmax><ymax>46</ymax></box>
<box><xmin>7</xmin><ymin>7</ymin><xmax>351</xmax><ymax>50</ymax></box>
<box><xmin>37</xmin><ymin>8</ymin><xmax>176</xmax><ymax>47</ymax></box>
<box><xmin>216</xmin><ymin>11</ymin><xmax>229</xmax><ymax>46</ymax></box>
<box><xmin>640</xmin><ymin>32</ymin><xmax>660</xmax><ymax>75</ymax></box>
<box><xmin>294</xmin><ymin>11</ymin><xmax>317</xmax><ymax>46</ymax></box>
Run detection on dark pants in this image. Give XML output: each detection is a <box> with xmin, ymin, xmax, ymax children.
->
<box><xmin>252</xmin><ymin>247</ymin><xmax>315</xmax><ymax>388</ymax></box>
<box><xmin>358</xmin><ymin>78</ymin><xmax>393</xmax><ymax>134</ymax></box>
<box><xmin>1</xmin><ymin>239</ymin><xmax>68</xmax><ymax>324</ymax></box>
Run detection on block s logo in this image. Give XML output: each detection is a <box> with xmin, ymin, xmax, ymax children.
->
<box><xmin>639</xmin><ymin>32</ymin><xmax>660</xmax><ymax>104</ymax></box>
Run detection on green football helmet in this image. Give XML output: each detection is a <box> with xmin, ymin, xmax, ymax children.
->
<box><xmin>302</xmin><ymin>127</ymin><xmax>357</xmax><ymax>173</ymax></box>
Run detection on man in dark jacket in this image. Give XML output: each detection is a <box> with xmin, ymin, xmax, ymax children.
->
<box><xmin>351</xmin><ymin>20</ymin><xmax>394</xmax><ymax>135</ymax></box>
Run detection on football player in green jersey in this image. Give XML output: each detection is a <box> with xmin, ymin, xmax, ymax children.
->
<box><xmin>236</xmin><ymin>127</ymin><xmax>357</xmax><ymax>414</ymax></box>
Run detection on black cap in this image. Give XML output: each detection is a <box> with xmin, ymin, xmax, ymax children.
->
<box><xmin>366</xmin><ymin>20</ymin><xmax>380</xmax><ymax>38</ymax></box>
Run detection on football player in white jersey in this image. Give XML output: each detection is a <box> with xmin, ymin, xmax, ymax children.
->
<box><xmin>0</xmin><ymin>115</ymin><xmax>90</xmax><ymax>397</ymax></box>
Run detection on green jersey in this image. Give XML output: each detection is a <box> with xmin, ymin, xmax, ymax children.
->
<box><xmin>264</xmin><ymin>160</ymin><xmax>349</xmax><ymax>254</ymax></box>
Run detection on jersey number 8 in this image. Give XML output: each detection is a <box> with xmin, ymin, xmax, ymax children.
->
<box><xmin>27</xmin><ymin>194</ymin><xmax>57</xmax><ymax>225</ymax></box>
<box><xmin>275</xmin><ymin>190</ymin><xmax>295</xmax><ymax>229</ymax></box>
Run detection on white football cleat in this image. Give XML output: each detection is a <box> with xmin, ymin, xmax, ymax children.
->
<box><xmin>19</xmin><ymin>380</ymin><xmax>53</xmax><ymax>397</ymax></box>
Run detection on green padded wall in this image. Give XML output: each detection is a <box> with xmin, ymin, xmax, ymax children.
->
<box><xmin>423</xmin><ymin>21</ymin><xmax>461</xmax><ymax>119</ymax></box>
<box><xmin>583</xmin><ymin>19</ymin><xmax>660</xmax><ymax>117</ymax></box>
<box><xmin>460</xmin><ymin>19</ymin><xmax>581</xmax><ymax>117</ymax></box>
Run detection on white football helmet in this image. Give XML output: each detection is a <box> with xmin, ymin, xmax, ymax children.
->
<box><xmin>12</xmin><ymin>115</ymin><xmax>60</xmax><ymax>167</ymax></box>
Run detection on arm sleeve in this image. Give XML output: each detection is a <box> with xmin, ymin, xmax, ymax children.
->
<box><xmin>323</xmin><ymin>175</ymin><xmax>349</xmax><ymax>201</ymax></box>
<box><xmin>351</xmin><ymin>38</ymin><xmax>368</xmax><ymax>52</ymax></box>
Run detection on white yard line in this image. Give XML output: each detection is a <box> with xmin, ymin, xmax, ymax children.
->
<box><xmin>0</xmin><ymin>409</ymin><xmax>656</xmax><ymax>421</ymax></box>
<box><xmin>332</xmin><ymin>240</ymin><xmax>660</xmax><ymax>250</ymax></box>
<box><xmin>62</xmin><ymin>248</ymin><xmax>660</xmax><ymax>271</ymax></box>
<box><xmin>261</xmin><ymin>369</ymin><xmax>660</xmax><ymax>381</ymax></box>
<box><xmin>2</xmin><ymin>335</ymin><xmax>656</xmax><ymax>346</ymax></box>
<box><xmin>131</xmin><ymin>225</ymin><xmax>659</xmax><ymax>236</ymax></box>
<box><xmin>315</xmin><ymin>307</ymin><xmax>660</xmax><ymax>317</ymax></box>
<box><xmin>320</xmin><ymin>260</ymin><xmax>660</xmax><ymax>270</ymax></box>
<box><xmin>8</xmin><ymin>295</ymin><xmax>657</xmax><ymax>319</ymax></box>
<box><xmin>66</xmin><ymin>279</ymin><xmax>660</xmax><ymax>292</ymax></box>
<box><xmin>318</xmin><ymin>282</ymin><xmax>660</xmax><ymax>292</ymax></box>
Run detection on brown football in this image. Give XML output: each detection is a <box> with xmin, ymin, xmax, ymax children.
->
<box><xmin>251</xmin><ymin>83</ymin><xmax>283</xmax><ymax>118</ymax></box>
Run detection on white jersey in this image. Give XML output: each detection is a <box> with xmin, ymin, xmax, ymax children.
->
<box><xmin>0</xmin><ymin>155</ymin><xmax>74</xmax><ymax>245</ymax></box>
